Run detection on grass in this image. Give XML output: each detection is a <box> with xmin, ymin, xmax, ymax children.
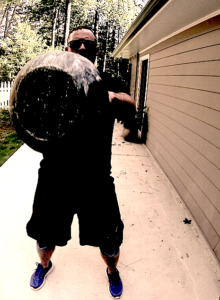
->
<box><xmin>0</xmin><ymin>107</ymin><xmax>24</xmax><ymax>167</ymax></box>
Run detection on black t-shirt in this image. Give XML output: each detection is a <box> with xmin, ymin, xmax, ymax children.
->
<box><xmin>42</xmin><ymin>71</ymin><xmax>121</xmax><ymax>177</ymax></box>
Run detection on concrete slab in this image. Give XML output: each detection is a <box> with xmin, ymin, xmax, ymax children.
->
<box><xmin>0</xmin><ymin>121</ymin><xmax>220</xmax><ymax>300</ymax></box>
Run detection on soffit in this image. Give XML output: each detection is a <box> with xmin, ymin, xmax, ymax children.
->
<box><xmin>113</xmin><ymin>0</ymin><xmax>220</xmax><ymax>58</ymax></box>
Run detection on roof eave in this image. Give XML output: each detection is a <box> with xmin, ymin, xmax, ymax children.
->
<box><xmin>112</xmin><ymin>0</ymin><xmax>169</xmax><ymax>58</ymax></box>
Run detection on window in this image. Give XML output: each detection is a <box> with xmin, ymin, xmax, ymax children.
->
<box><xmin>136</xmin><ymin>54</ymin><xmax>150</xmax><ymax>136</ymax></box>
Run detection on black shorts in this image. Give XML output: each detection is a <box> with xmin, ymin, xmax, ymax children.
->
<box><xmin>26</xmin><ymin>158</ymin><xmax>124</xmax><ymax>249</ymax></box>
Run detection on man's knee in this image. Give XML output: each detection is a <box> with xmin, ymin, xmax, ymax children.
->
<box><xmin>100</xmin><ymin>245</ymin><xmax>120</xmax><ymax>258</ymax></box>
<box><xmin>37</xmin><ymin>241</ymin><xmax>55</xmax><ymax>252</ymax></box>
<box><xmin>99</xmin><ymin>221</ymin><xmax>123</xmax><ymax>258</ymax></box>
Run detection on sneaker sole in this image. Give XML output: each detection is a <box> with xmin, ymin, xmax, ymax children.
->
<box><xmin>30</xmin><ymin>264</ymin><xmax>55</xmax><ymax>291</ymax></box>
<box><xmin>105</xmin><ymin>269</ymin><xmax>122</xmax><ymax>299</ymax></box>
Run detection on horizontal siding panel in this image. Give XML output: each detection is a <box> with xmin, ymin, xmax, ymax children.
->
<box><xmin>148</xmin><ymin>112</ymin><xmax>220</xmax><ymax>210</ymax></box>
<box><xmin>202</xmin><ymin>141</ymin><xmax>220</xmax><ymax>170</ymax></box>
<box><xmin>143</xmin><ymin>21</ymin><xmax>220</xmax><ymax>258</ymax></box>
<box><xmin>214</xmin><ymin>240</ymin><xmax>220</xmax><ymax>261</ymax></box>
<box><xmin>149</xmin><ymin>61</ymin><xmax>220</xmax><ymax>76</ymax></box>
<box><xmin>148</xmin><ymin>83</ymin><xmax>220</xmax><ymax>111</ymax></box>
<box><xmin>147</xmin><ymin>97</ymin><xmax>220</xmax><ymax>149</ymax></box>
<box><xmin>147</xmin><ymin>90</ymin><xmax>220</xmax><ymax>129</ymax></box>
<box><xmin>147</xmin><ymin>127</ymin><xmax>220</xmax><ymax>237</ymax></box>
<box><xmin>147</xmin><ymin>138</ymin><xmax>219</xmax><ymax>249</ymax></box>
<box><xmin>147</xmin><ymin>104</ymin><xmax>220</xmax><ymax>169</ymax></box>
<box><xmin>148</xmin><ymin>75</ymin><xmax>220</xmax><ymax>93</ymax></box>
<box><xmin>150</xmin><ymin>44</ymin><xmax>220</xmax><ymax>68</ymax></box>
<box><xmin>151</xmin><ymin>28</ymin><xmax>220</xmax><ymax>61</ymax></box>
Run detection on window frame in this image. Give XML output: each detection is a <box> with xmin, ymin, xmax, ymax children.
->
<box><xmin>136</xmin><ymin>54</ymin><xmax>150</xmax><ymax>137</ymax></box>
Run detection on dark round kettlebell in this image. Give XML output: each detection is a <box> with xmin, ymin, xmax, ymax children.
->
<box><xmin>9</xmin><ymin>51</ymin><xmax>108</xmax><ymax>153</ymax></box>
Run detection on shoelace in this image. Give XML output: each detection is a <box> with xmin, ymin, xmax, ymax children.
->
<box><xmin>108</xmin><ymin>271</ymin><xmax>121</xmax><ymax>286</ymax></box>
<box><xmin>34</xmin><ymin>263</ymin><xmax>49</xmax><ymax>279</ymax></box>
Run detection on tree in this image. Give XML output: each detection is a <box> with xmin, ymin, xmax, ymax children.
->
<box><xmin>63</xmin><ymin>0</ymin><xmax>71</xmax><ymax>47</ymax></box>
<box><xmin>0</xmin><ymin>21</ymin><xmax>52</xmax><ymax>81</ymax></box>
<box><xmin>25</xmin><ymin>0</ymin><xmax>144</xmax><ymax>50</ymax></box>
<box><xmin>26</xmin><ymin>0</ymin><xmax>67</xmax><ymax>47</ymax></box>
<box><xmin>1</xmin><ymin>0</ymin><xmax>145</xmax><ymax>82</ymax></box>
<box><xmin>85</xmin><ymin>0</ymin><xmax>141</xmax><ymax>79</ymax></box>
<box><xmin>0</xmin><ymin>0</ymin><xmax>29</xmax><ymax>39</ymax></box>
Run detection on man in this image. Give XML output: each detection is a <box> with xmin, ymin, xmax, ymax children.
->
<box><xmin>27</xmin><ymin>26</ymin><xmax>136</xmax><ymax>299</ymax></box>
<box><xmin>65</xmin><ymin>26</ymin><xmax>137</xmax><ymax>129</ymax></box>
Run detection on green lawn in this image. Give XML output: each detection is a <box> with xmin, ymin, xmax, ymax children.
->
<box><xmin>0</xmin><ymin>108</ymin><xmax>24</xmax><ymax>167</ymax></box>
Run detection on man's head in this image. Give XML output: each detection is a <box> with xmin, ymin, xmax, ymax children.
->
<box><xmin>65</xmin><ymin>26</ymin><xmax>99</xmax><ymax>63</ymax></box>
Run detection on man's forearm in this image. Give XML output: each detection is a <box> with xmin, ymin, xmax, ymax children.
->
<box><xmin>108</xmin><ymin>92</ymin><xmax>136</xmax><ymax>122</ymax></box>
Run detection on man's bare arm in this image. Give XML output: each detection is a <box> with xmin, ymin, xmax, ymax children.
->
<box><xmin>108</xmin><ymin>91</ymin><xmax>138</xmax><ymax>142</ymax></box>
<box><xmin>108</xmin><ymin>91</ymin><xmax>136</xmax><ymax>122</ymax></box>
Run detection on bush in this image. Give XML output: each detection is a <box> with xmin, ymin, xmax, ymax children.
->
<box><xmin>0</xmin><ymin>22</ymin><xmax>52</xmax><ymax>81</ymax></box>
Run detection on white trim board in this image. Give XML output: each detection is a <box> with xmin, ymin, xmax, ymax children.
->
<box><xmin>139</xmin><ymin>10</ymin><xmax>220</xmax><ymax>55</ymax></box>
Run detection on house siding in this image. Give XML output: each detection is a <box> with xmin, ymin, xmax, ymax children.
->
<box><xmin>137</xmin><ymin>19</ymin><xmax>220</xmax><ymax>260</ymax></box>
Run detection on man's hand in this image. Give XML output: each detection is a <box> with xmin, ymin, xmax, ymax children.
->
<box><xmin>108</xmin><ymin>92</ymin><xmax>136</xmax><ymax>122</ymax></box>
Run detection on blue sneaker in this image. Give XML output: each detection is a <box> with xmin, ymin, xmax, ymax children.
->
<box><xmin>106</xmin><ymin>268</ymin><xmax>123</xmax><ymax>298</ymax></box>
<box><xmin>30</xmin><ymin>261</ymin><xmax>54</xmax><ymax>290</ymax></box>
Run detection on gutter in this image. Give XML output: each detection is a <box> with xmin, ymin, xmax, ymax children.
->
<box><xmin>112</xmin><ymin>0</ymin><xmax>169</xmax><ymax>57</ymax></box>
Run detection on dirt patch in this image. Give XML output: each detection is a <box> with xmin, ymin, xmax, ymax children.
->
<box><xmin>0</xmin><ymin>122</ymin><xmax>15</xmax><ymax>141</ymax></box>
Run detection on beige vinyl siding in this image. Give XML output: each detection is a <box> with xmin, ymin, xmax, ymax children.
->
<box><xmin>144</xmin><ymin>23</ymin><xmax>220</xmax><ymax>259</ymax></box>
<box><xmin>147</xmin><ymin>130</ymin><xmax>220</xmax><ymax>249</ymax></box>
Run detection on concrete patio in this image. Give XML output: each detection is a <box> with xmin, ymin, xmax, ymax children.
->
<box><xmin>0</xmin><ymin>121</ymin><xmax>220</xmax><ymax>300</ymax></box>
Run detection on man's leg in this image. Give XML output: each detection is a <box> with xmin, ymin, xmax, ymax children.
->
<box><xmin>30</xmin><ymin>243</ymin><xmax>55</xmax><ymax>290</ymax></box>
<box><xmin>100</xmin><ymin>247</ymin><xmax>123</xmax><ymax>298</ymax></box>
<box><xmin>100</xmin><ymin>250</ymin><xmax>120</xmax><ymax>274</ymax></box>
<box><xmin>36</xmin><ymin>243</ymin><xmax>55</xmax><ymax>268</ymax></box>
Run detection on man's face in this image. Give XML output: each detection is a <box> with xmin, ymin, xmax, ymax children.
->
<box><xmin>66</xmin><ymin>29</ymin><xmax>99</xmax><ymax>63</ymax></box>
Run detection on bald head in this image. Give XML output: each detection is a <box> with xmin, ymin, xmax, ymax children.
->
<box><xmin>66</xmin><ymin>28</ymin><xmax>99</xmax><ymax>63</ymax></box>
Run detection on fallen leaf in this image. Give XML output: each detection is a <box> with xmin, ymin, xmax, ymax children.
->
<box><xmin>183</xmin><ymin>218</ymin><xmax>192</xmax><ymax>224</ymax></box>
